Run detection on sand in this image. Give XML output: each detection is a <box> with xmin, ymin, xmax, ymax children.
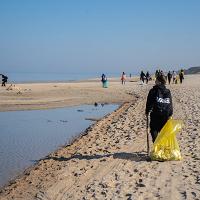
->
<box><xmin>0</xmin><ymin>75</ymin><xmax>200</xmax><ymax>199</ymax></box>
<box><xmin>0</xmin><ymin>77</ymin><xmax>138</xmax><ymax>112</ymax></box>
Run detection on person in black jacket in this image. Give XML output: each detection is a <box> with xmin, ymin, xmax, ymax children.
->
<box><xmin>145</xmin><ymin>74</ymin><xmax>173</xmax><ymax>142</ymax></box>
<box><xmin>140</xmin><ymin>71</ymin><xmax>146</xmax><ymax>83</ymax></box>
<box><xmin>167</xmin><ymin>71</ymin><xmax>172</xmax><ymax>84</ymax></box>
<box><xmin>0</xmin><ymin>74</ymin><xmax>8</xmax><ymax>86</ymax></box>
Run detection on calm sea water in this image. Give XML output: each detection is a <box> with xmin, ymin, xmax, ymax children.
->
<box><xmin>0</xmin><ymin>104</ymin><xmax>118</xmax><ymax>188</ymax></box>
<box><xmin>4</xmin><ymin>72</ymin><xmax>121</xmax><ymax>83</ymax></box>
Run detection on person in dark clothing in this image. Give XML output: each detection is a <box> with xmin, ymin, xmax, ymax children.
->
<box><xmin>140</xmin><ymin>71</ymin><xmax>146</xmax><ymax>83</ymax></box>
<box><xmin>155</xmin><ymin>70</ymin><xmax>159</xmax><ymax>79</ymax></box>
<box><xmin>101</xmin><ymin>73</ymin><xmax>108</xmax><ymax>88</ymax></box>
<box><xmin>145</xmin><ymin>74</ymin><xmax>173</xmax><ymax>142</ymax></box>
<box><xmin>167</xmin><ymin>71</ymin><xmax>172</xmax><ymax>84</ymax></box>
<box><xmin>146</xmin><ymin>71</ymin><xmax>150</xmax><ymax>84</ymax></box>
<box><xmin>0</xmin><ymin>74</ymin><xmax>8</xmax><ymax>86</ymax></box>
<box><xmin>101</xmin><ymin>74</ymin><xmax>106</xmax><ymax>82</ymax></box>
<box><xmin>179</xmin><ymin>69</ymin><xmax>184</xmax><ymax>84</ymax></box>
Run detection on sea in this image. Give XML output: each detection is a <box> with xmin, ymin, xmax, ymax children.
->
<box><xmin>4</xmin><ymin>72</ymin><xmax>121</xmax><ymax>83</ymax></box>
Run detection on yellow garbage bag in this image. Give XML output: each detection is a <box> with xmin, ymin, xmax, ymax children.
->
<box><xmin>151</xmin><ymin>118</ymin><xmax>183</xmax><ymax>161</ymax></box>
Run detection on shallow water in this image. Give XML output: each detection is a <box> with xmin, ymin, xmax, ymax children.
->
<box><xmin>0</xmin><ymin>104</ymin><xmax>118</xmax><ymax>187</ymax></box>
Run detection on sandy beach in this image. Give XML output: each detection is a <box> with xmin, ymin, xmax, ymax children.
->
<box><xmin>0</xmin><ymin>77</ymin><xmax>138</xmax><ymax>112</ymax></box>
<box><xmin>0</xmin><ymin>75</ymin><xmax>200</xmax><ymax>199</ymax></box>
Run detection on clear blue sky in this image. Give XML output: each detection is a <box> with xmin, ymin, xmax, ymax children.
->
<box><xmin>0</xmin><ymin>0</ymin><xmax>200</xmax><ymax>75</ymax></box>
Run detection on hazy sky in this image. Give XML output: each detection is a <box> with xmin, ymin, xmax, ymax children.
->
<box><xmin>0</xmin><ymin>0</ymin><xmax>200</xmax><ymax>75</ymax></box>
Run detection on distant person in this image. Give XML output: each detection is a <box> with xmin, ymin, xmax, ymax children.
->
<box><xmin>167</xmin><ymin>71</ymin><xmax>172</xmax><ymax>84</ymax></box>
<box><xmin>101</xmin><ymin>73</ymin><xmax>108</xmax><ymax>88</ymax></box>
<box><xmin>121</xmin><ymin>72</ymin><xmax>126</xmax><ymax>85</ymax></box>
<box><xmin>129</xmin><ymin>73</ymin><xmax>132</xmax><ymax>78</ymax></box>
<box><xmin>179</xmin><ymin>69</ymin><xmax>184</xmax><ymax>84</ymax></box>
<box><xmin>0</xmin><ymin>74</ymin><xmax>8</xmax><ymax>86</ymax></box>
<box><xmin>140</xmin><ymin>71</ymin><xmax>146</xmax><ymax>83</ymax></box>
<box><xmin>146</xmin><ymin>71</ymin><xmax>150</xmax><ymax>84</ymax></box>
<box><xmin>172</xmin><ymin>71</ymin><xmax>177</xmax><ymax>84</ymax></box>
<box><xmin>160</xmin><ymin>70</ymin><xmax>164</xmax><ymax>76</ymax></box>
<box><xmin>101</xmin><ymin>73</ymin><xmax>106</xmax><ymax>82</ymax></box>
<box><xmin>146</xmin><ymin>74</ymin><xmax>173</xmax><ymax>142</ymax></box>
<box><xmin>155</xmin><ymin>70</ymin><xmax>159</xmax><ymax>79</ymax></box>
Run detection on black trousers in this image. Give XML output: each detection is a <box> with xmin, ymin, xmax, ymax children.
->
<box><xmin>150</xmin><ymin>115</ymin><xmax>168</xmax><ymax>143</ymax></box>
<box><xmin>2</xmin><ymin>81</ymin><xmax>6</xmax><ymax>86</ymax></box>
<box><xmin>180</xmin><ymin>76</ymin><xmax>183</xmax><ymax>84</ymax></box>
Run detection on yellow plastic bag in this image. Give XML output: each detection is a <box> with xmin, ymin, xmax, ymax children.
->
<box><xmin>151</xmin><ymin>119</ymin><xmax>183</xmax><ymax>161</ymax></box>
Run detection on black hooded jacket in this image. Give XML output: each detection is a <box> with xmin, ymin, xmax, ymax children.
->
<box><xmin>145</xmin><ymin>84</ymin><xmax>173</xmax><ymax>119</ymax></box>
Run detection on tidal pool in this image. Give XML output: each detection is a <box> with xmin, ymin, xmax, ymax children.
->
<box><xmin>0</xmin><ymin>104</ymin><xmax>118</xmax><ymax>187</ymax></box>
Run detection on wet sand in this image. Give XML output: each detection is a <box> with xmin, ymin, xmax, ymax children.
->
<box><xmin>0</xmin><ymin>75</ymin><xmax>200</xmax><ymax>199</ymax></box>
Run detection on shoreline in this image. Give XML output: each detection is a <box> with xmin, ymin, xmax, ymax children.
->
<box><xmin>5</xmin><ymin>75</ymin><xmax>138</xmax><ymax>84</ymax></box>
<box><xmin>1</xmin><ymin>74</ymin><xmax>200</xmax><ymax>199</ymax></box>
<box><xmin>0</xmin><ymin>101</ymin><xmax>134</xmax><ymax>198</ymax></box>
<box><xmin>0</xmin><ymin>102</ymin><xmax>125</xmax><ymax>190</ymax></box>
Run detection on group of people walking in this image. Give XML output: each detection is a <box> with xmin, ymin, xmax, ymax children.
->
<box><xmin>140</xmin><ymin>71</ymin><xmax>151</xmax><ymax>84</ymax></box>
<box><xmin>156</xmin><ymin>69</ymin><xmax>184</xmax><ymax>85</ymax></box>
<box><xmin>101</xmin><ymin>69</ymin><xmax>184</xmax><ymax>146</ymax></box>
<box><xmin>101</xmin><ymin>69</ymin><xmax>184</xmax><ymax>91</ymax></box>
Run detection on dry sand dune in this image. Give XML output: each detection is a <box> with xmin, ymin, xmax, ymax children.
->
<box><xmin>0</xmin><ymin>75</ymin><xmax>200</xmax><ymax>199</ymax></box>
